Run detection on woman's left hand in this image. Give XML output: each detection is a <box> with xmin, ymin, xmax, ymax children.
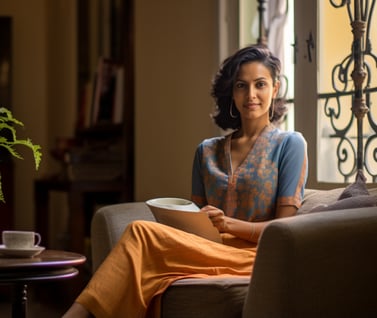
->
<box><xmin>201</xmin><ymin>205</ymin><xmax>228</xmax><ymax>232</ymax></box>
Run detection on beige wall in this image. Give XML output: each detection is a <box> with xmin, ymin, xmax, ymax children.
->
<box><xmin>0</xmin><ymin>0</ymin><xmax>76</xmax><ymax>229</ymax></box>
<box><xmin>134</xmin><ymin>0</ymin><xmax>220</xmax><ymax>201</ymax></box>
<box><xmin>1</xmin><ymin>1</ymin><xmax>359</xmax><ymax>231</ymax></box>
<box><xmin>0</xmin><ymin>0</ymin><xmax>49</xmax><ymax>229</ymax></box>
<box><xmin>0</xmin><ymin>0</ymin><xmax>221</xmax><ymax>228</ymax></box>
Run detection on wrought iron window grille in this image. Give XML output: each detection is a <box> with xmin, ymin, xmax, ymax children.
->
<box><xmin>320</xmin><ymin>0</ymin><xmax>377</xmax><ymax>182</ymax></box>
<box><xmin>257</xmin><ymin>0</ymin><xmax>377</xmax><ymax>182</ymax></box>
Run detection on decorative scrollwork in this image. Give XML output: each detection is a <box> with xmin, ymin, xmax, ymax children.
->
<box><xmin>337</xmin><ymin>137</ymin><xmax>357</xmax><ymax>182</ymax></box>
<box><xmin>329</xmin><ymin>0</ymin><xmax>349</xmax><ymax>9</ymax></box>
<box><xmin>331</xmin><ymin>58</ymin><xmax>353</xmax><ymax>92</ymax></box>
<box><xmin>364</xmin><ymin>134</ymin><xmax>377</xmax><ymax>181</ymax></box>
<box><xmin>322</xmin><ymin>0</ymin><xmax>377</xmax><ymax>182</ymax></box>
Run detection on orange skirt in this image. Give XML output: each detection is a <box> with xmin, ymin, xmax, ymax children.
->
<box><xmin>76</xmin><ymin>220</ymin><xmax>257</xmax><ymax>318</ymax></box>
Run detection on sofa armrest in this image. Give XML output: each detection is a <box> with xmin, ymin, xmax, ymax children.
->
<box><xmin>91</xmin><ymin>202</ymin><xmax>156</xmax><ymax>271</ymax></box>
<box><xmin>243</xmin><ymin>206</ymin><xmax>377</xmax><ymax>318</ymax></box>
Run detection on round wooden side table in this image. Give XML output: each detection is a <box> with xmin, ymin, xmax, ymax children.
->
<box><xmin>0</xmin><ymin>250</ymin><xmax>86</xmax><ymax>318</ymax></box>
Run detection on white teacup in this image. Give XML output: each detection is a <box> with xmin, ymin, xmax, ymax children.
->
<box><xmin>2</xmin><ymin>230</ymin><xmax>42</xmax><ymax>249</ymax></box>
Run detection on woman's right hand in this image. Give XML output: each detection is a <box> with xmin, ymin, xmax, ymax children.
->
<box><xmin>201</xmin><ymin>205</ymin><xmax>229</xmax><ymax>232</ymax></box>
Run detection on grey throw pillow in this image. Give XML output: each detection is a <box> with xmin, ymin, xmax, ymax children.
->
<box><xmin>337</xmin><ymin>169</ymin><xmax>369</xmax><ymax>199</ymax></box>
<box><xmin>307</xmin><ymin>170</ymin><xmax>377</xmax><ymax>213</ymax></box>
<box><xmin>297</xmin><ymin>188</ymin><xmax>344</xmax><ymax>214</ymax></box>
<box><xmin>309</xmin><ymin>195</ymin><xmax>377</xmax><ymax>212</ymax></box>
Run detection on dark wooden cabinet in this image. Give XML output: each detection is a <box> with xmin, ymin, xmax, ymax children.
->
<box><xmin>76</xmin><ymin>0</ymin><xmax>135</xmax><ymax>199</ymax></box>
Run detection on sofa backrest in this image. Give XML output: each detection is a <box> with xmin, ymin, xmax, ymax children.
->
<box><xmin>91</xmin><ymin>202</ymin><xmax>155</xmax><ymax>271</ymax></box>
<box><xmin>243</xmin><ymin>206</ymin><xmax>377</xmax><ymax>318</ymax></box>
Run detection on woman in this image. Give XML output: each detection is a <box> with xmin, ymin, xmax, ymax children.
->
<box><xmin>63</xmin><ymin>44</ymin><xmax>307</xmax><ymax>317</ymax></box>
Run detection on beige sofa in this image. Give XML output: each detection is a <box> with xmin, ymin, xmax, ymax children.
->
<box><xmin>91</xmin><ymin>189</ymin><xmax>377</xmax><ymax>317</ymax></box>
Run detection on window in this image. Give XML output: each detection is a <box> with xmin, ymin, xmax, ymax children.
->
<box><xmin>317</xmin><ymin>1</ymin><xmax>377</xmax><ymax>183</ymax></box>
<box><xmin>239</xmin><ymin>0</ymin><xmax>295</xmax><ymax>131</ymax></box>
<box><xmin>238</xmin><ymin>0</ymin><xmax>377</xmax><ymax>186</ymax></box>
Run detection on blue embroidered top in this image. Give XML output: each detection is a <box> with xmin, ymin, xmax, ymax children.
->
<box><xmin>191</xmin><ymin>125</ymin><xmax>308</xmax><ymax>221</ymax></box>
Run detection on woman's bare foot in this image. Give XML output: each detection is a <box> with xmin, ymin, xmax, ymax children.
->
<box><xmin>62</xmin><ymin>302</ymin><xmax>93</xmax><ymax>317</ymax></box>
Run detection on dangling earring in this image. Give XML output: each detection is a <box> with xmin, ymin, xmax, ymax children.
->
<box><xmin>269</xmin><ymin>99</ymin><xmax>275</xmax><ymax>121</ymax></box>
<box><xmin>230</xmin><ymin>100</ymin><xmax>238</xmax><ymax>119</ymax></box>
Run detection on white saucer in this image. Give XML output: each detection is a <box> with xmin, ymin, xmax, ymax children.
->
<box><xmin>0</xmin><ymin>245</ymin><xmax>45</xmax><ymax>258</ymax></box>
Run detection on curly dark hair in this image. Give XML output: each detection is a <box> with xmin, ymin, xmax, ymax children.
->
<box><xmin>211</xmin><ymin>44</ymin><xmax>287</xmax><ymax>130</ymax></box>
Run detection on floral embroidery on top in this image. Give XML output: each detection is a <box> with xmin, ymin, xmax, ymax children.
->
<box><xmin>191</xmin><ymin>125</ymin><xmax>307</xmax><ymax>221</ymax></box>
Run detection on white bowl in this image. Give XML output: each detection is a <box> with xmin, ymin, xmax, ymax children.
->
<box><xmin>146</xmin><ymin>197</ymin><xmax>200</xmax><ymax>212</ymax></box>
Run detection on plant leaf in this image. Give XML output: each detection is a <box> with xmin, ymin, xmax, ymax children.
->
<box><xmin>0</xmin><ymin>107</ymin><xmax>42</xmax><ymax>203</ymax></box>
<box><xmin>0</xmin><ymin>174</ymin><xmax>4</xmax><ymax>203</ymax></box>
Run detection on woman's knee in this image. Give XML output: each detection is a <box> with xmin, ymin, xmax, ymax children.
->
<box><xmin>124</xmin><ymin>220</ymin><xmax>159</xmax><ymax>240</ymax></box>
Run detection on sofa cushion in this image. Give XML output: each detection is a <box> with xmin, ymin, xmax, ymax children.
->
<box><xmin>337</xmin><ymin>169</ymin><xmax>369</xmax><ymax>199</ymax></box>
<box><xmin>297</xmin><ymin>188</ymin><xmax>344</xmax><ymax>214</ymax></box>
<box><xmin>309</xmin><ymin>194</ymin><xmax>377</xmax><ymax>212</ymax></box>
<box><xmin>162</xmin><ymin>277</ymin><xmax>250</xmax><ymax>318</ymax></box>
<box><xmin>298</xmin><ymin>170</ymin><xmax>377</xmax><ymax>214</ymax></box>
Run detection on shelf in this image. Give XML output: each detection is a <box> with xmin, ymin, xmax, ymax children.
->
<box><xmin>75</xmin><ymin>123</ymin><xmax>123</xmax><ymax>139</ymax></box>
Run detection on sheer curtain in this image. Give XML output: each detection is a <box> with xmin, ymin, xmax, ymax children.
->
<box><xmin>266</xmin><ymin>0</ymin><xmax>294</xmax><ymax>130</ymax></box>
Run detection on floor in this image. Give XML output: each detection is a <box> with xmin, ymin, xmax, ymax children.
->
<box><xmin>0</xmin><ymin>268</ymin><xmax>90</xmax><ymax>317</ymax></box>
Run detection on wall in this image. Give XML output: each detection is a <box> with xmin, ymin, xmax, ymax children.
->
<box><xmin>134</xmin><ymin>0</ymin><xmax>220</xmax><ymax>201</ymax></box>
<box><xmin>0</xmin><ymin>1</ymin><xmax>49</xmax><ymax>228</ymax></box>
<box><xmin>1</xmin><ymin>0</ymin><xmax>360</xmax><ymax>230</ymax></box>
<box><xmin>0</xmin><ymin>1</ymin><xmax>76</xmax><ymax>229</ymax></box>
<box><xmin>0</xmin><ymin>0</ymin><xmax>222</xmax><ymax>228</ymax></box>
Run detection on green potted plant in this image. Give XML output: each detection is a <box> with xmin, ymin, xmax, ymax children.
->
<box><xmin>0</xmin><ymin>107</ymin><xmax>42</xmax><ymax>202</ymax></box>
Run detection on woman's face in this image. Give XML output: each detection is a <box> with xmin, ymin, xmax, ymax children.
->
<box><xmin>232</xmin><ymin>61</ymin><xmax>279</xmax><ymax>123</ymax></box>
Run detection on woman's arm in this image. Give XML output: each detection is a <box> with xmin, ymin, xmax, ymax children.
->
<box><xmin>202</xmin><ymin>205</ymin><xmax>297</xmax><ymax>243</ymax></box>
